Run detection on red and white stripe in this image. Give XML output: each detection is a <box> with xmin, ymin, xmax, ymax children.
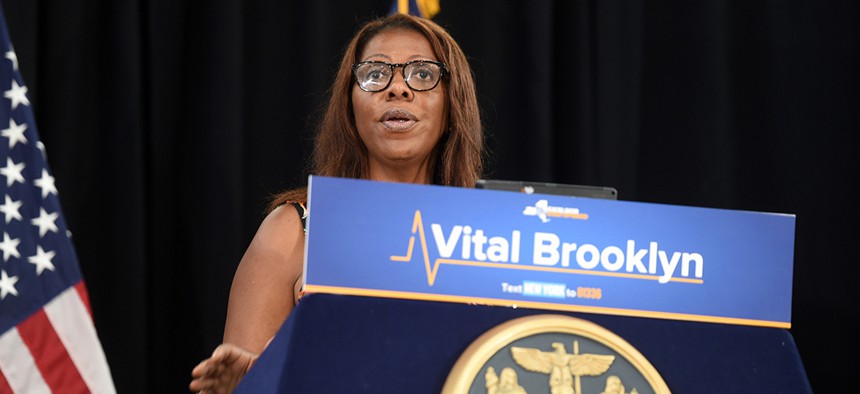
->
<box><xmin>0</xmin><ymin>282</ymin><xmax>115</xmax><ymax>394</ymax></box>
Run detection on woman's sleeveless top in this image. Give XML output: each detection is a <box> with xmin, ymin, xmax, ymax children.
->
<box><xmin>291</xmin><ymin>202</ymin><xmax>308</xmax><ymax>304</ymax></box>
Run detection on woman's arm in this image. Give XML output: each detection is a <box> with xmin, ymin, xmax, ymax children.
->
<box><xmin>223</xmin><ymin>204</ymin><xmax>306</xmax><ymax>353</ymax></box>
<box><xmin>189</xmin><ymin>205</ymin><xmax>304</xmax><ymax>393</ymax></box>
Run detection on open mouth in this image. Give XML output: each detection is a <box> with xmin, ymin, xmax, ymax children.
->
<box><xmin>381</xmin><ymin>108</ymin><xmax>417</xmax><ymax>131</ymax></box>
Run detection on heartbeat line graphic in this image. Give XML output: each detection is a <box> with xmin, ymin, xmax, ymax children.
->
<box><xmin>389</xmin><ymin>210</ymin><xmax>704</xmax><ymax>286</ymax></box>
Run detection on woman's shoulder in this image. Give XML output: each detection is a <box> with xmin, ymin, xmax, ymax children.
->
<box><xmin>250</xmin><ymin>204</ymin><xmax>306</xmax><ymax>253</ymax></box>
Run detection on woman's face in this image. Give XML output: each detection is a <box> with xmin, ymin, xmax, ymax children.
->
<box><xmin>351</xmin><ymin>28</ymin><xmax>447</xmax><ymax>180</ymax></box>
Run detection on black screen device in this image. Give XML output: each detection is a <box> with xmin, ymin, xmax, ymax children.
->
<box><xmin>475</xmin><ymin>179</ymin><xmax>618</xmax><ymax>200</ymax></box>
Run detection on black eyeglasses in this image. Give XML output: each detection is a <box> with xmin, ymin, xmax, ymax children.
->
<box><xmin>352</xmin><ymin>60</ymin><xmax>447</xmax><ymax>92</ymax></box>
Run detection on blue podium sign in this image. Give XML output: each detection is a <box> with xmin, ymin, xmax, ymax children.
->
<box><xmin>303</xmin><ymin>176</ymin><xmax>795</xmax><ymax>328</ymax></box>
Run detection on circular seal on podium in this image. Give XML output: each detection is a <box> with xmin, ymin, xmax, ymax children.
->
<box><xmin>442</xmin><ymin>314</ymin><xmax>670</xmax><ymax>394</ymax></box>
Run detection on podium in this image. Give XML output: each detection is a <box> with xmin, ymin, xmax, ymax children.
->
<box><xmin>236</xmin><ymin>293</ymin><xmax>811</xmax><ymax>393</ymax></box>
<box><xmin>236</xmin><ymin>177</ymin><xmax>810</xmax><ymax>393</ymax></box>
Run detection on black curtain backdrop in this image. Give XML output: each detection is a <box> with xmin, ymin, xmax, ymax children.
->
<box><xmin>3</xmin><ymin>0</ymin><xmax>858</xmax><ymax>392</ymax></box>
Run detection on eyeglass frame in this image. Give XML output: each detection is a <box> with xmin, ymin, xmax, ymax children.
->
<box><xmin>351</xmin><ymin>60</ymin><xmax>448</xmax><ymax>92</ymax></box>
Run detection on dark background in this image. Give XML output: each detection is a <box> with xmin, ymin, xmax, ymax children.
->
<box><xmin>4</xmin><ymin>0</ymin><xmax>858</xmax><ymax>392</ymax></box>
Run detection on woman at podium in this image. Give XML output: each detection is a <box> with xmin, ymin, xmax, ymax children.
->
<box><xmin>189</xmin><ymin>12</ymin><xmax>484</xmax><ymax>393</ymax></box>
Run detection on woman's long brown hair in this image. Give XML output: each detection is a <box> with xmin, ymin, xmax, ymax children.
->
<box><xmin>269</xmin><ymin>13</ymin><xmax>484</xmax><ymax>212</ymax></box>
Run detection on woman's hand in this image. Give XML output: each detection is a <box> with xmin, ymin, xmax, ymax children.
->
<box><xmin>189</xmin><ymin>343</ymin><xmax>259</xmax><ymax>394</ymax></box>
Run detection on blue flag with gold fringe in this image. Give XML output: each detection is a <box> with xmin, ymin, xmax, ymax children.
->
<box><xmin>389</xmin><ymin>0</ymin><xmax>440</xmax><ymax>19</ymax></box>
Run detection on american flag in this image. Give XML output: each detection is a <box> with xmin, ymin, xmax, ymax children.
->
<box><xmin>0</xmin><ymin>6</ymin><xmax>115</xmax><ymax>394</ymax></box>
